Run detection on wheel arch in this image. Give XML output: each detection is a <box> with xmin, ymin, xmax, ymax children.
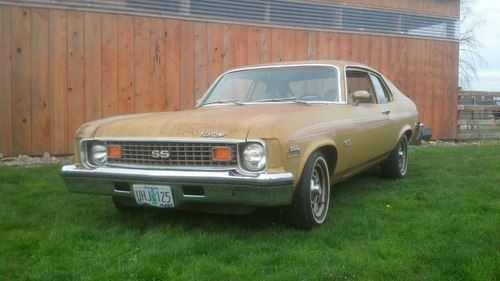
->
<box><xmin>294</xmin><ymin>141</ymin><xmax>338</xmax><ymax>184</ymax></box>
<box><xmin>395</xmin><ymin>124</ymin><xmax>413</xmax><ymax>148</ymax></box>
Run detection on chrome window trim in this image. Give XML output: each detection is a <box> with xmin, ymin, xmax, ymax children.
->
<box><xmin>78</xmin><ymin>137</ymin><xmax>268</xmax><ymax>175</ymax></box>
<box><xmin>198</xmin><ymin>64</ymin><xmax>345</xmax><ymax>107</ymax></box>
<box><xmin>344</xmin><ymin>65</ymin><xmax>396</xmax><ymax>104</ymax></box>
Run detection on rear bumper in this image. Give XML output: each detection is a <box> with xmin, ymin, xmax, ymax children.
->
<box><xmin>60</xmin><ymin>165</ymin><xmax>294</xmax><ymax>207</ymax></box>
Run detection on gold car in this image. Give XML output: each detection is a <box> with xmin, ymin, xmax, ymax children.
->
<box><xmin>61</xmin><ymin>61</ymin><xmax>421</xmax><ymax>229</ymax></box>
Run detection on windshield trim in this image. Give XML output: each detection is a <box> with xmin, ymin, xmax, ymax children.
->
<box><xmin>197</xmin><ymin>64</ymin><xmax>344</xmax><ymax>107</ymax></box>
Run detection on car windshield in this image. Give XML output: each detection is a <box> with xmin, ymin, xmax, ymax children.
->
<box><xmin>202</xmin><ymin>66</ymin><xmax>340</xmax><ymax>105</ymax></box>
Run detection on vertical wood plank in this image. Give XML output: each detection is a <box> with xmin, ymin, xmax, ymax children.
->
<box><xmin>67</xmin><ymin>11</ymin><xmax>85</xmax><ymax>153</ymax></box>
<box><xmin>358</xmin><ymin>34</ymin><xmax>371</xmax><ymax>65</ymax></box>
<box><xmin>387</xmin><ymin>37</ymin><xmax>401</xmax><ymax>82</ymax></box>
<box><xmin>326</xmin><ymin>32</ymin><xmax>337</xmax><ymax>59</ymax></box>
<box><xmin>338</xmin><ymin>33</ymin><xmax>351</xmax><ymax>61</ymax></box>
<box><xmin>422</xmin><ymin>40</ymin><xmax>434</xmax><ymax>133</ymax></box>
<box><xmin>30</xmin><ymin>9</ymin><xmax>50</xmax><ymax>155</ymax></box>
<box><xmin>84</xmin><ymin>12</ymin><xmax>102</xmax><ymax>121</ymax></box>
<box><xmin>134</xmin><ymin>17</ymin><xmax>151</xmax><ymax>113</ymax></box>
<box><xmin>368</xmin><ymin>35</ymin><xmax>382</xmax><ymax>69</ymax></box>
<box><xmin>294</xmin><ymin>30</ymin><xmax>307</xmax><ymax>61</ymax></box>
<box><xmin>117</xmin><ymin>14</ymin><xmax>135</xmax><ymax>114</ymax></box>
<box><xmin>412</xmin><ymin>38</ymin><xmax>426</xmax><ymax>117</ymax></box>
<box><xmin>11</xmin><ymin>7</ymin><xmax>32</xmax><ymax>155</ymax></box>
<box><xmin>0</xmin><ymin>5</ymin><xmax>13</xmax><ymax>156</ymax></box>
<box><xmin>234</xmin><ymin>25</ymin><xmax>247</xmax><ymax>67</ymax></box>
<box><xmin>350</xmin><ymin>34</ymin><xmax>361</xmax><ymax>62</ymax></box>
<box><xmin>207</xmin><ymin>23</ymin><xmax>222</xmax><ymax>83</ymax></box>
<box><xmin>404</xmin><ymin>38</ymin><xmax>417</xmax><ymax>99</ymax></box>
<box><xmin>180</xmin><ymin>20</ymin><xmax>194</xmax><ymax>109</ymax></box>
<box><xmin>221</xmin><ymin>24</ymin><xmax>235</xmax><ymax>72</ymax></box>
<box><xmin>432</xmin><ymin>42</ymin><xmax>445</xmax><ymax>138</ymax></box>
<box><xmin>442</xmin><ymin>42</ymin><xmax>452</xmax><ymax>138</ymax></box>
<box><xmin>101</xmin><ymin>13</ymin><xmax>119</xmax><ymax>117</ymax></box>
<box><xmin>246</xmin><ymin>26</ymin><xmax>260</xmax><ymax>65</ymax></box>
<box><xmin>379</xmin><ymin>34</ymin><xmax>391</xmax><ymax>74</ymax></box>
<box><xmin>194</xmin><ymin>22</ymin><xmax>208</xmax><ymax>100</ymax></box>
<box><xmin>316</xmin><ymin>31</ymin><xmax>329</xmax><ymax>60</ymax></box>
<box><xmin>49</xmin><ymin>9</ymin><xmax>68</xmax><ymax>155</ymax></box>
<box><xmin>283</xmin><ymin>29</ymin><xmax>295</xmax><ymax>61</ymax></box>
<box><xmin>150</xmin><ymin>18</ymin><xmax>167</xmax><ymax>111</ymax></box>
<box><xmin>259</xmin><ymin>27</ymin><xmax>271</xmax><ymax>63</ymax></box>
<box><xmin>395</xmin><ymin>38</ymin><xmax>409</xmax><ymax>89</ymax></box>
<box><xmin>306</xmin><ymin>31</ymin><xmax>318</xmax><ymax>60</ymax></box>
<box><xmin>271</xmin><ymin>28</ymin><xmax>284</xmax><ymax>63</ymax></box>
<box><xmin>448</xmin><ymin>42</ymin><xmax>459</xmax><ymax>138</ymax></box>
<box><xmin>165</xmin><ymin>19</ymin><xmax>180</xmax><ymax>111</ymax></box>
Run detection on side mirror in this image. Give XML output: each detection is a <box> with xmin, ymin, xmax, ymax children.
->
<box><xmin>352</xmin><ymin>90</ymin><xmax>371</xmax><ymax>105</ymax></box>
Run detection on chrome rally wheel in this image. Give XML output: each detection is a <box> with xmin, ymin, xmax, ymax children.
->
<box><xmin>310</xmin><ymin>158</ymin><xmax>330</xmax><ymax>223</ymax></box>
<box><xmin>381</xmin><ymin>134</ymin><xmax>409</xmax><ymax>179</ymax></box>
<box><xmin>397</xmin><ymin>135</ymin><xmax>408</xmax><ymax>176</ymax></box>
<box><xmin>288</xmin><ymin>151</ymin><xmax>330</xmax><ymax>229</ymax></box>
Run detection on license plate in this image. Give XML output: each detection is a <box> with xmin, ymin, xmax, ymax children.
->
<box><xmin>132</xmin><ymin>184</ymin><xmax>174</xmax><ymax>208</ymax></box>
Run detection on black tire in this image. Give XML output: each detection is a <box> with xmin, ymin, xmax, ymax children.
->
<box><xmin>288</xmin><ymin>151</ymin><xmax>330</xmax><ymax>229</ymax></box>
<box><xmin>112</xmin><ymin>197</ymin><xmax>137</xmax><ymax>213</ymax></box>
<box><xmin>381</xmin><ymin>134</ymin><xmax>409</xmax><ymax>179</ymax></box>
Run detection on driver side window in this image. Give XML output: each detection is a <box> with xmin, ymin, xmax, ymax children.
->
<box><xmin>346</xmin><ymin>70</ymin><xmax>375</xmax><ymax>104</ymax></box>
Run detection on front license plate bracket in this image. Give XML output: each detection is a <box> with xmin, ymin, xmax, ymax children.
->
<box><xmin>132</xmin><ymin>184</ymin><xmax>175</xmax><ymax>208</ymax></box>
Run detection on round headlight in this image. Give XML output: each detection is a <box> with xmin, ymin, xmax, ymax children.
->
<box><xmin>242</xmin><ymin>143</ymin><xmax>266</xmax><ymax>172</ymax></box>
<box><xmin>91</xmin><ymin>143</ymin><xmax>107</xmax><ymax>165</ymax></box>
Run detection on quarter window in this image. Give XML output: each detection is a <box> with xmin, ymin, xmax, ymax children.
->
<box><xmin>370</xmin><ymin>74</ymin><xmax>390</xmax><ymax>104</ymax></box>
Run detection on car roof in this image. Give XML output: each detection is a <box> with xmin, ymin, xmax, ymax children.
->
<box><xmin>230</xmin><ymin>60</ymin><xmax>371</xmax><ymax>71</ymax></box>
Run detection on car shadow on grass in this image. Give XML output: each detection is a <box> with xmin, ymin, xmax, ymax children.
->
<box><xmin>98</xmin><ymin>166</ymin><xmax>392</xmax><ymax>231</ymax></box>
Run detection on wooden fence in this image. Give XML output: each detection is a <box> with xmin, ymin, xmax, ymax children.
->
<box><xmin>0</xmin><ymin>4</ymin><xmax>459</xmax><ymax>156</ymax></box>
<box><xmin>457</xmin><ymin>91</ymin><xmax>500</xmax><ymax>139</ymax></box>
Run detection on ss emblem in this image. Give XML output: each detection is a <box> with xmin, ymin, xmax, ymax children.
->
<box><xmin>151</xmin><ymin>150</ymin><xmax>170</xmax><ymax>158</ymax></box>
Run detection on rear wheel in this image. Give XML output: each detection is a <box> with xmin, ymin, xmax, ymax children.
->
<box><xmin>381</xmin><ymin>134</ymin><xmax>409</xmax><ymax>179</ymax></box>
<box><xmin>288</xmin><ymin>151</ymin><xmax>330</xmax><ymax>229</ymax></box>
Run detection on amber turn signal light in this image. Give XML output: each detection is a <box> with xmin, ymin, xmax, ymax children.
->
<box><xmin>107</xmin><ymin>145</ymin><xmax>122</xmax><ymax>159</ymax></box>
<box><xmin>212</xmin><ymin>147</ymin><xmax>232</xmax><ymax>161</ymax></box>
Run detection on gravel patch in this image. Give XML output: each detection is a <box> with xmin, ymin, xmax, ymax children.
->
<box><xmin>0</xmin><ymin>153</ymin><xmax>74</xmax><ymax>167</ymax></box>
<box><xmin>419</xmin><ymin>139</ymin><xmax>500</xmax><ymax>146</ymax></box>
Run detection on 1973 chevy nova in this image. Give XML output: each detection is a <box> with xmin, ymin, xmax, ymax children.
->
<box><xmin>61</xmin><ymin>61</ymin><xmax>421</xmax><ymax>229</ymax></box>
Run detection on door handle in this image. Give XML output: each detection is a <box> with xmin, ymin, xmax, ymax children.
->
<box><xmin>382</xmin><ymin>110</ymin><xmax>390</xmax><ymax>115</ymax></box>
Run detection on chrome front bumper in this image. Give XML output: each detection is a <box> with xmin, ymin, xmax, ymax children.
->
<box><xmin>60</xmin><ymin>165</ymin><xmax>294</xmax><ymax>207</ymax></box>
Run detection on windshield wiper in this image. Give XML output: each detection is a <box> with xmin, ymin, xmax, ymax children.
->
<box><xmin>255</xmin><ymin>97</ymin><xmax>310</xmax><ymax>105</ymax></box>
<box><xmin>204</xmin><ymin>99</ymin><xmax>244</xmax><ymax>105</ymax></box>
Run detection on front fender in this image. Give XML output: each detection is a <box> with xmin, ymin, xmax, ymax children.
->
<box><xmin>285</xmin><ymin>138</ymin><xmax>338</xmax><ymax>186</ymax></box>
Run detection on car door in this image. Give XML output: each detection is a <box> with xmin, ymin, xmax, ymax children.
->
<box><xmin>369</xmin><ymin>72</ymin><xmax>399</xmax><ymax>153</ymax></box>
<box><xmin>345</xmin><ymin>68</ymin><xmax>392</xmax><ymax>167</ymax></box>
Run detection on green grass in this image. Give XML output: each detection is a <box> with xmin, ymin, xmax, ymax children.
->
<box><xmin>1</xmin><ymin>145</ymin><xmax>499</xmax><ymax>280</ymax></box>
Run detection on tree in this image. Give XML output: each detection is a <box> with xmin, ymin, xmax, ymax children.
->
<box><xmin>459</xmin><ymin>0</ymin><xmax>486</xmax><ymax>89</ymax></box>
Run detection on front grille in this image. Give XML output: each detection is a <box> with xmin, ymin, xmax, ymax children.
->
<box><xmin>101</xmin><ymin>141</ymin><xmax>238</xmax><ymax>169</ymax></box>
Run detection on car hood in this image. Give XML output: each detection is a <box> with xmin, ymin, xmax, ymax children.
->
<box><xmin>88</xmin><ymin>104</ymin><xmax>333</xmax><ymax>140</ymax></box>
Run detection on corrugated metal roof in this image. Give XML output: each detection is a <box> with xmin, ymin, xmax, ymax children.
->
<box><xmin>4</xmin><ymin>0</ymin><xmax>459</xmax><ymax>40</ymax></box>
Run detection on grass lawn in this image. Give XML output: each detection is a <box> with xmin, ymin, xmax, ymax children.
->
<box><xmin>1</xmin><ymin>144</ymin><xmax>499</xmax><ymax>280</ymax></box>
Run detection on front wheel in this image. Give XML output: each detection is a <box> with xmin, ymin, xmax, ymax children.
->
<box><xmin>381</xmin><ymin>134</ymin><xmax>409</xmax><ymax>179</ymax></box>
<box><xmin>288</xmin><ymin>151</ymin><xmax>330</xmax><ymax>229</ymax></box>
